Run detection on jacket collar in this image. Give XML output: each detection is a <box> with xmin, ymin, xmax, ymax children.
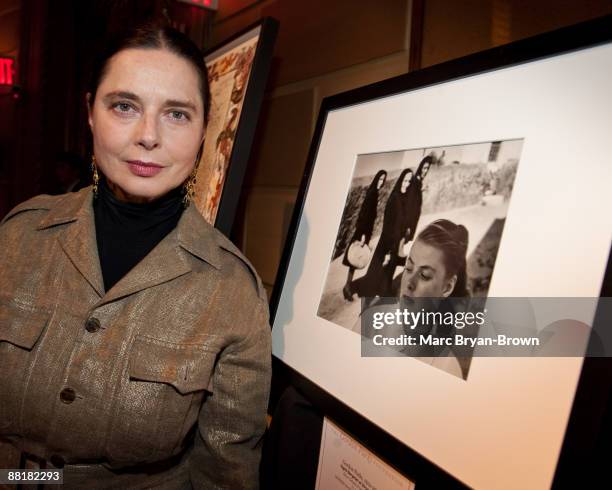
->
<box><xmin>38</xmin><ymin>186</ymin><xmax>222</xmax><ymax>303</ymax></box>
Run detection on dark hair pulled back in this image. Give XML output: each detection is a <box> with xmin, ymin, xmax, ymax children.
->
<box><xmin>89</xmin><ymin>22</ymin><xmax>210</xmax><ymax>126</ymax></box>
<box><xmin>417</xmin><ymin>219</ymin><xmax>469</xmax><ymax>297</ymax></box>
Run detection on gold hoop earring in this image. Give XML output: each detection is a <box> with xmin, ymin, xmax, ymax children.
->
<box><xmin>182</xmin><ymin>166</ymin><xmax>197</xmax><ymax>208</ymax></box>
<box><xmin>91</xmin><ymin>155</ymin><xmax>100</xmax><ymax>199</ymax></box>
<box><xmin>183</xmin><ymin>148</ymin><xmax>202</xmax><ymax>208</ymax></box>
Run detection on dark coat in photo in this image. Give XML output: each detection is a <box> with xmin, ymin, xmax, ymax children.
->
<box><xmin>406</xmin><ymin>156</ymin><xmax>432</xmax><ymax>240</ymax></box>
<box><xmin>397</xmin><ymin>155</ymin><xmax>433</xmax><ymax>264</ymax></box>
<box><xmin>341</xmin><ymin>170</ymin><xmax>386</xmax><ymax>267</ymax></box>
<box><xmin>353</xmin><ymin>168</ymin><xmax>414</xmax><ymax>298</ymax></box>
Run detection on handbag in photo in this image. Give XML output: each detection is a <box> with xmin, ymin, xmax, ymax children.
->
<box><xmin>347</xmin><ymin>241</ymin><xmax>372</xmax><ymax>269</ymax></box>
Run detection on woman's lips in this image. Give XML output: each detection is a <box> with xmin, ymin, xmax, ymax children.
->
<box><xmin>126</xmin><ymin>160</ymin><xmax>164</xmax><ymax>177</ymax></box>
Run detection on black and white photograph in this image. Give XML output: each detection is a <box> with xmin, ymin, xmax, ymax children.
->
<box><xmin>317</xmin><ymin>139</ymin><xmax>524</xmax><ymax>353</ymax></box>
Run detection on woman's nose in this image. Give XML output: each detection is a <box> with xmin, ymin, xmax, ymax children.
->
<box><xmin>135</xmin><ymin>113</ymin><xmax>160</xmax><ymax>150</ymax></box>
<box><xmin>401</xmin><ymin>270</ymin><xmax>416</xmax><ymax>295</ymax></box>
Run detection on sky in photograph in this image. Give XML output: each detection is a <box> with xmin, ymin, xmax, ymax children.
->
<box><xmin>352</xmin><ymin>139</ymin><xmax>523</xmax><ymax>179</ymax></box>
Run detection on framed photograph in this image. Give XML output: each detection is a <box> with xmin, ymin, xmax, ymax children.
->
<box><xmin>193</xmin><ymin>17</ymin><xmax>278</xmax><ymax>235</ymax></box>
<box><xmin>270</xmin><ymin>16</ymin><xmax>612</xmax><ymax>489</ymax></box>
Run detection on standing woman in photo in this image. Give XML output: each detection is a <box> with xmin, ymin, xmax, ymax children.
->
<box><xmin>353</xmin><ymin>168</ymin><xmax>414</xmax><ymax>305</ymax></box>
<box><xmin>409</xmin><ymin>155</ymin><xmax>433</xmax><ymax>234</ymax></box>
<box><xmin>342</xmin><ymin>170</ymin><xmax>387</xmax><ymax>301</ymax></box>
<box><xmin>0</xmin><ymin>23</ymin><xmax>270</xmax><ymax>489</ymax></box>
<box><xmin>393</xmin><ymin>155</ymin><xmax>434</xmax><ymax>274</ymax></box>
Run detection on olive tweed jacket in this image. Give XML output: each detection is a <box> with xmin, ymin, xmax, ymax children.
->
<box><xmin>0</xmin><ymin>186</ymin><xmax>271</xmax><ymax>489</ymax></box>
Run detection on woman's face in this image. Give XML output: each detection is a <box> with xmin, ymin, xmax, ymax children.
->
<box><xmin>420</xmin><ymin>162</ymin><xmax>430</xmax><ymax>179</ymax></box>
<box><xmin>376</xmin><ymin>173</ymin><xmax>386</xmax><ymax>190</ymax></box>
<box><xmin>400</xmin><ymin>238</ymin><xmax>456</xmax><ymax>300</ymax></box>
<box><xmin>88</xmin><ymin>48</ymin><xmax>205</xmax><ymax>203</ymax></box>
<box><xmin>400</xmin><ymin>171</ymin><xmax>413</xmax><ymax>193</ymax></box>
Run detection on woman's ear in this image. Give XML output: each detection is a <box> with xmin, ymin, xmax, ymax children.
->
<box><xmin>86</xmin><ymin>93</ymin><xmax>93</xmax><ymax>130</ymax></box>
<box><xmin>442</xmin><ymin>274</ymin><xmax>457</xmax><ymax>298</ymax></box>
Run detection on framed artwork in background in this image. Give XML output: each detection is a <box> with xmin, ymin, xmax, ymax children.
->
<box><xmin>270</xmin><ymin>15</ymin><xmax>612</xmax><ymax>489</ymax></box>
<box><xmin>193</xmin><ymin>17</ymin><xmax>278</xmax><ymax>235</ymax></box>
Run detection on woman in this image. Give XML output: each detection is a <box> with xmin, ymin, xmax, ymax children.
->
<box><xmin>403</xmin><ymin>155</ymin><xmax>433</xmax><ymax>244</ymax></box>
<box><xmin>342</xmin><ymin>170</ymin><xmax>387</xmax><ymax>301</ymax></box>
<box><xmin>0</xmin><ymin>24</ymin><xmax>270</xmax><ymax>489</ymax></box>
<box><xmin>400</xmin><ymin>219</ymin><xmax>472</xmax><ymax>379</ymax></box>
<box><xmin>352</xmin><ymin>168</ymin><xmax>413</xmax><ymax>305</ymax></box>
<box><xmin>386</xmin><ymin>155</ymin><xmax>433</xmax><ymax>297</ymax></box>
<box><xmin>416</xmin><ymin>154</ymin><xmax>432</xmax><ymax>184</ymax></box>
<box><xmin>401</xmin><ymin>219</ymin><xmax>469</xmax><ymax>300</ymax></box>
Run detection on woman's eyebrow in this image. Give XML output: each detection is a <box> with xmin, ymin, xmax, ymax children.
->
<box><xmin>164</xmin><ymin>99</ymin><xmax>198</xmax><ymax>112</ymax></box>
<box><xmin>102</xmin><ymin>91</ymin><xmax>140</xmax><ymax>103</ymax></box>
<box><xmin>101</xmin><ymin>92</ymin><xmax>198</xmax><ymax>113</ymax></box>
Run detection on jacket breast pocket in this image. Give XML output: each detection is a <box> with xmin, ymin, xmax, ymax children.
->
<box><xmin>0</xmin><ymin>303</ymin><xmax>48</xmax><ymax>349</ymax></box>
<box><xmin>105</xmin><ymin>335</ymin><xmax>219</xmax><ymax>464</ymax></box>
<box><xmin>0</xmin><ymin>303</ymin><xmax>49</xmax><ymax>433</ymax></box>
<box><xmin>129</xmin><ymin>336</ymin><xmax>217</xmax><ymax>395</ymax></box>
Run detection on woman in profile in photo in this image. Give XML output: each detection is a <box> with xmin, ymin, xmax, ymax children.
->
<box><xmin>401</xmin><ymin>218</ymin><xmax>469</xmax><ymax>301</ymax></box>
<box><xmin>400</xmin><ymin>218</ymin><xmax>471</xmax><ymax>378</ymax></box>
<box><xmin>352</xmin><ymin>168</ymin><xmax>414</xmax><ymax>306</ymax></box>
<box><xmin>0</xmin><ymin>23</ymin><xmax>270</xmax><ymax>489</ymax></box>
<box><xmin>342</xmin><ymin>169</ymin><xmax>387</xmax><ymax>301</ymax></box>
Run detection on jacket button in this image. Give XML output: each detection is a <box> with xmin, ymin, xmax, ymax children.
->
<box><xmin>49</xmin><ymin>454</ymin><xmax>65</xmax><ymax>468</ymax></box>
<box><xmin>85</xmin><ymin>317</ymin><xmax>101</xmax><ymax>332</ymax></box>
<box><xmin>59</xmin><ymin>387</ymin><xmax>76</xmax><ymax>404</ymax></box>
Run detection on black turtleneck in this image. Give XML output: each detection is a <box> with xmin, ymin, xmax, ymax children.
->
<box><xmin>93</xmin><ymin>176</ymin><xmax>185</xmax><ymax>293</ymax></box>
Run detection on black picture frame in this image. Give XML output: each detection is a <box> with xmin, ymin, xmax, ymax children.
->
<box><xmin>196</xmin><ymin>17</ymin><xmax>278</xmax><ymax>236</ymax></box>
<box><xmin>269</xmin><ymin>15</ymin><xmax>612</xmax><ymax>489</ymax></box>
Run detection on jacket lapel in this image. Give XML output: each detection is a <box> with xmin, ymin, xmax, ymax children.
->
<box><xmin>98</xmin><ymin>229</ymin><xmax>190</xmax><ymax>305</ymax></box>
<box><xmin>97</xmin><ymin>200</ymin><xmax>223</xmax><ymax>306</ymax></box>
<box><xmin>41</xmin><ymin>189</ymin><xmax>106</xmax><ymax>298</ymax></box>
<box><xmin>41</xmin><ymin>188</ymin><xmax>223</xmax><ymax>306</ymax></box>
